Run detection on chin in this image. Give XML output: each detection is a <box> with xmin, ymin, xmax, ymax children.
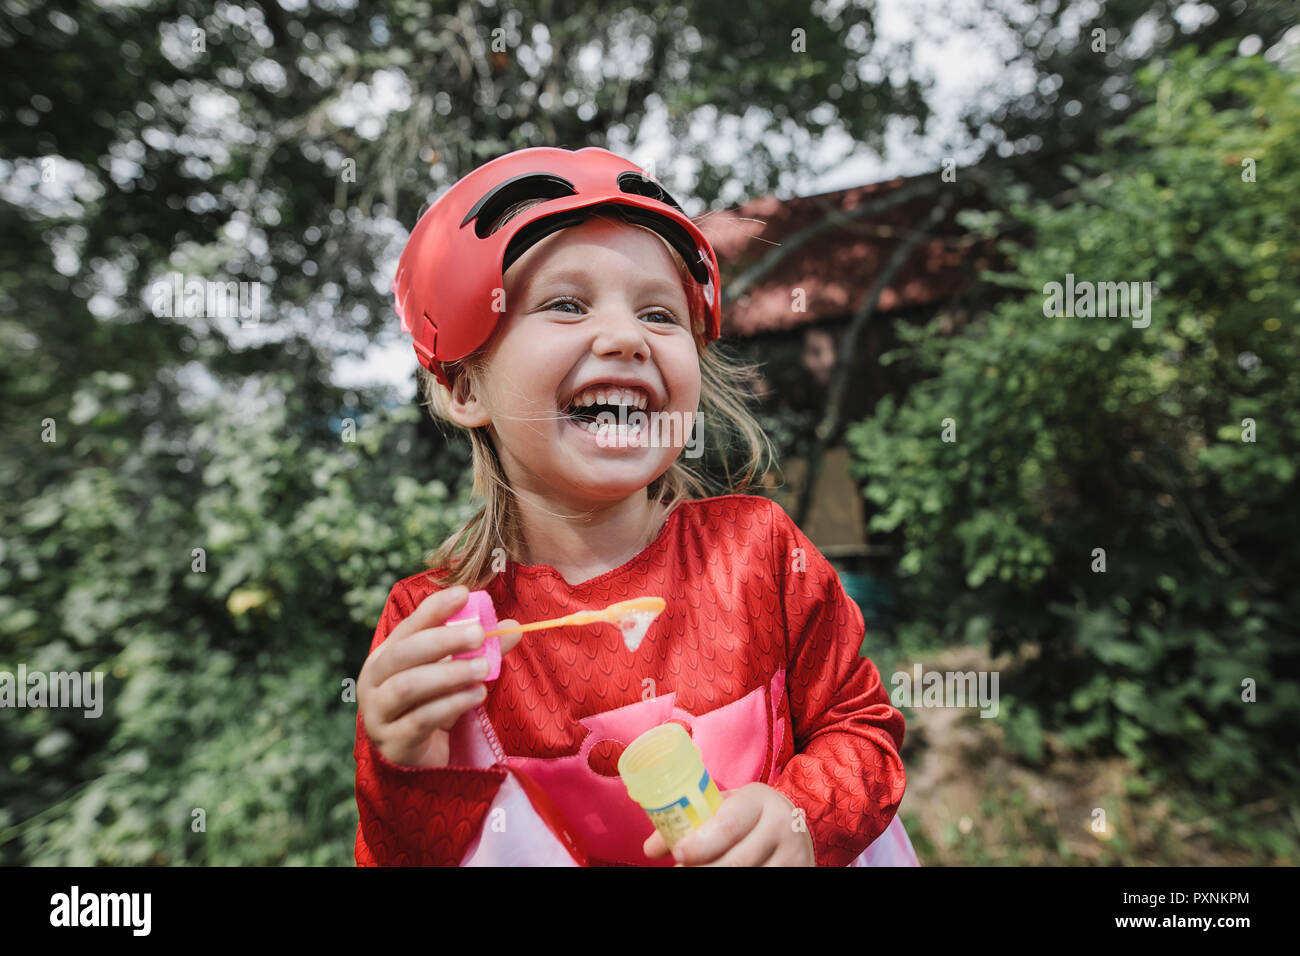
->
<box><xmin>563</xmin><ymin>470</ymin><xmax>662</xmax><ymax>504</ymax></box>
<box><xmin>555</xmin><ymin>456</ymin><xmax>676</xmax><ymax>505</ymax></box>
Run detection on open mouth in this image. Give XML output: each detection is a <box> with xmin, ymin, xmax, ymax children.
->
<box><xmin>563</xmin><ymin>384</ymin><xmax>656</xmax><ymax>432</ymax></box>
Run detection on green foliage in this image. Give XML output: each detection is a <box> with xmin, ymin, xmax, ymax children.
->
<box><xmin>5</xmin><ymin>1</ymin><xmax>1296</xmax><ymax>866</ymax></box>
<box><xmin>0</xmin><ymin>372</ymin><xmax>473</xmax><ymax>864</ymax></box>
<box><xmin>846</xmin><ymin>47</ymin><xmax>1300</xmax><ymax>805</ymax></box>
<box><xmin>3</xmin><ymin>0</ymin><xmax>932</xmax><ymax>867</ymax></box>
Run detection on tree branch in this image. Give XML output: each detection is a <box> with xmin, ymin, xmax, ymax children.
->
<box><xmin>794</xmin><ymin>190</ymin><xmax>958</xmax><ymax>527</ymax></box>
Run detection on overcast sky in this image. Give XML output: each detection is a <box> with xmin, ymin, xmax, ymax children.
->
<box><xmin>334</xmin><ymin>0</ymin><xmax>1022</xmax><ymax>394</ymax></box>
<box><xmin>13</xmin><ymin>1</ymin><xmax>1292</xmax><ymax>399</ymax></box>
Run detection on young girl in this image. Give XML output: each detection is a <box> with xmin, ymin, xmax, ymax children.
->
<box><xmin>354</xmin><ymin>146</ymin><xmax>917</xmax><ymax>867</ymax></box>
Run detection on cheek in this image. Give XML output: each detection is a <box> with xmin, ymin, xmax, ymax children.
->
<box><xmin>498</xmin><ymin>327</ymin><xmax>572</xmax><ymax>388</ymax></box>
<box><xmin>667</xmin><ymin>351</ymin><xmax>703</xmax><ymax>409</ymax></box>
<box><xmin>482</xmin><ymin>342</ymin><xmax>562</xmax><ymax>412</ymax></box>
<box><xmin>686</xmin><ymin>373</ymin><xmax>703</xmax><ymax>408</ymax></box>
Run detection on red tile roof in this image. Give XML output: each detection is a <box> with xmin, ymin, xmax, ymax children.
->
<box><xmin>696</xmin><ymin>175</ymin><xmax>983</xmax><ymax>337</ymax></box>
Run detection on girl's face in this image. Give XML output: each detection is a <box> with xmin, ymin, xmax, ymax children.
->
<box><xmin>449</xmin><ymin>214</ymin><xmax>702</xmax><ymax>510</ymax></box>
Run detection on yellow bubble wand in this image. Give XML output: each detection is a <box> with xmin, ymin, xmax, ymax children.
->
<box><xmin>484</xmin><ymin>596</ymin><xmax>666</xmax><ymax>651</ymax></box>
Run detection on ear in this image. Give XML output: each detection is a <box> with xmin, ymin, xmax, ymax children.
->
<box><xmin>445</xmin><ymin>366</ymin><xmax>492</xmax><ymax>429</ymax></box>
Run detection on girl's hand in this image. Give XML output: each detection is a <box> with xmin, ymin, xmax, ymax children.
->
<box><xmin>641</xmin><ymin>783</ymin><xmax>816</xmax><ymax>866</ymax></box>
<box><xmin>357</xmin><ymin>586</ymin><xmax>523</xmax><ymax>769</ymax></box>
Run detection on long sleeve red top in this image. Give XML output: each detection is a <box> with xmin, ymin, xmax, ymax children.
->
<box><xmin>354</xmin><ymin>494</ymin><xmax>907</xmax><ymax>866</ymax></box>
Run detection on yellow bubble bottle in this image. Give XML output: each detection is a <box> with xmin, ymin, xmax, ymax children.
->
<box><xmin>618</xmin><ymin>722</ymin><xmax>724</xmax><ymax>852</ymax></box>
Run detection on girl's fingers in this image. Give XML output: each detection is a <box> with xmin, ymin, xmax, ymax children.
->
<box><xmin>752</xmin><ymin>832</ymin><xmax>788</xmax><ymax>867</ymax></box>
<box><xmin>362</xmin><ymin>603</ymin><xmax>521</xmax><ymax>754</ymax></box>
<box><xmin>696</xmin><ymin>831</ymin><xmax>779</xmax><ymax>867</ymax></box>
<box><xmin>386</xmin><ymin>586</ymin><xmax>470</xmax><ymax>644</ymax></box>
<box><xmin>383</xmin><ymin>618</ymin><xmax>523</xmax><ymax>697</ymax></box>
<box><xmin>378</xmin><ymin>658</ymin><xmax>490</xmax><ymax>724</ymax></box>
<box><xmin>497</xmin><ymin>620</ymin><xmax>524</xmax><ymax>655</ymax></box>
<box><xmin>370</xmin><ymin>622</ymin><xmax>485</xmax><ymax>684</ymax></box>
<box><xmin>389</xmin><ymin>684</ymin><xmax>488</xmax><ymax>739</ymax></box>
<box><xmin>671</xmin><ymin>795</ymin><xmax>758</xmax><ymax>866</ymax></box>
<box><xmin>642</xmin><ymin>828</ymin><xmax>670</xmax><ymax>860</ymax></box>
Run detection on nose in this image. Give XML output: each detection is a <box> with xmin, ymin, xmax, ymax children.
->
<box><xmin>589</xmin><ymin>307</ymin><xmax>651</xmax><ymax>362</ymax></box>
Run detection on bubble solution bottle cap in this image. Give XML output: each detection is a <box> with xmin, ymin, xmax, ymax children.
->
<box><xmin>448</xmin><ymin>590</ymin><xmax>501</xmax><ymax>682</ymax></box>
<box><xmin>619</xmin><ymin>722</ymin><xmax>724</xmax><ymax>851</ymax></box>
<box><xmin>619</xmin><ymin>723</ymin><xmax>700</xmax><ymax>806</ymax></box>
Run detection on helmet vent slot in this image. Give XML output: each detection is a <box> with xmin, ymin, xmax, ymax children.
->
<box><xmin>617</xmin><ymin>171</ymin><xmax>685</xmax><ymax>212</ymax></box>
<box><xmin>461</xmin><ymin>172</ymin><xmax>577</xmax><ymax>237</ymax></box>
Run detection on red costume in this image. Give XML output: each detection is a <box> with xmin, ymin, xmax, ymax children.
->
<box><xmin>354</xmin><ymin>494</ymin><xmax>914</xmax><ymax>866</ymax></box>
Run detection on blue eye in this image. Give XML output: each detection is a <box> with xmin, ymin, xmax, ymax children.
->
<box><xmin>549</xmin><ymin>297</ymin><xmax>583</xmax><ymax>314</ymax></box>
<box><xmin>544</xmin><ymin>296</ymin><xmax>679</xmax><ymax>325</ymax></box>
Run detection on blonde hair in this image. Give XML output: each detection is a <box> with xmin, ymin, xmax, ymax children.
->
<box><xmin>415</xmin><ymin>201</ymin><xmax>776</xmax><ymax>589</ymax></box>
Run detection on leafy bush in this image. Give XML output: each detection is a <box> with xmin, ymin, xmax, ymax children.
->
<box><xmin>846</xmin><ymin>47</ymin><xmax>1300</xmax><ymax>805</ymax></box>
<box><xmin>1</xmin><ymin>369</ymin><xmax>472</xmax><ymax>864</ymax></box>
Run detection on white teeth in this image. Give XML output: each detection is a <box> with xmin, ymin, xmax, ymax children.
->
<box><xmin>566</xmin><ymin>384</ymin><xmax>653</xmax><ymax>412</ymax></box>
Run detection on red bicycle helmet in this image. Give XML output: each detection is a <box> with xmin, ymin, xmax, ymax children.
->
<box><xmin>392</xmin><ymin>146</ymin><xmax>722</xmax><ymax>387</ymax></box>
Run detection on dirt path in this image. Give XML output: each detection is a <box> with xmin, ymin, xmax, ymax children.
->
<box><xmin>893</xmin><ymin>645</ymin><xmax>1269</xmax><ymax>865</ymax></box>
